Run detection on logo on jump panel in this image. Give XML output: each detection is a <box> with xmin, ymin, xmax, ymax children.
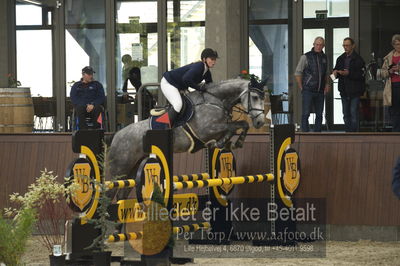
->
<box><xmin>282</xmin><ymin>149</ymin><xmax>300</xmax><ymax>194</ymax></box>
<box><xmin>142</xmin><ymin>163</ymin><xmax>162</xmax><ymax>206</ymax></box>
<box><xmin>72</xmin><ymin>162</ymin><xmax>93</xmax><ymax>211</ymax></box>
<box><xmin>219</xmin><ymin>152</ymin><xmax>235</xmax><ymax>193</ymax></box>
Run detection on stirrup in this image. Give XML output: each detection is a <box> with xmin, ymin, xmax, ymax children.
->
<box><xmin>167</xmin><ymin>108</ymin><xmax>179</xmax><ymax>128</ymax></box>
<box><xmin>150</xmin><ymin>108</ymin><xmax>166</xmax><ymax>116</ymax></box>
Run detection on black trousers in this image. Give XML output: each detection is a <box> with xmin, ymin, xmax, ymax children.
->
<box><xmin>75</xmin><ymin>105</ymin><xmax>103</xmax><ymax>129</ymax></box>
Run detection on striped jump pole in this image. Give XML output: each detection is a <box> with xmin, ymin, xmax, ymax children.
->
<box><xmin>105</xmin><ymin>179</ymin><xmax>136</xmax><ymax>190</ymax></box>
<box><xmin>172</xmin><ymin>222</ymin><xmax>211</xmax><ymax>234</ymax></box>
<box><xmin>173</xmin><ymin>174</ymin><xmax>274</xmax><ymax>191</ymax></box>
<box><xmin>173</xmin><ymin>173</ymin><xmax>209</xmax><ymax>182</ymax></box>
<box><xmin>108</xmin><ymin>231</ymin><xmax>143</xmax><ymax>242</ymax></box>
<box><xmin>105</xmin><ymin>173</ymin><xmax>209</xmax><ymax>189</ymax></box>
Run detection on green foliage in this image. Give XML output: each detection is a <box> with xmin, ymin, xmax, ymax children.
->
<box><xmin>0</xmin><ymin>208</ymin><xmax>36</xmax><ymax>265</ymax></box>
<box><xmin>7</xmin><ymin>73</ymin><xmax>21</xmax><ymax>87</ymax></box>
<box><xmin>5</xmin><ymin>170</ymin><xmax>69</xmax><ymax>214</ymax></box>
<box><xmin>85</xmin><ymin>180</ymin><xmax>116</xmax><ymax>252</ymax></box>
<box><xmin>151</xmin><ymin>183</ymin><xmax>165</xmax><ymax>207</ymax></box>
<box><xmin>4</xmin><ymin>169</ymin><xmax>75</xmax><ymax>254</ymax></box>
<box><xmin>86</xmin><ymin>146</ymin><xmax>118</xmax><ymax>252</ymax></box>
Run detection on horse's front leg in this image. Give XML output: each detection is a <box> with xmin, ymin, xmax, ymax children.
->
<box><xmin>214</xmin><ymin>120</ymin><xmax>249</xmax><ymax>149</ymax></box>
<box><xmin>232</xmin><ymin>123</ymin><xmax>249</xmax><ymax>149</ymax></box>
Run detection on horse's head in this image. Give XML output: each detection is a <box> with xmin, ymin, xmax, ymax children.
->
<box><xmin>239</xmin><ymin>77</ymin><xmax>267</xmax><ymax>129</ymax></box>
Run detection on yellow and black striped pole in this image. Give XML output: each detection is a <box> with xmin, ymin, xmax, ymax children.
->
<box><xmin>108</xmin><ymin>231</ymin><xmax>143</xmax><ymax>242</ymax></box>
<box><xmin>173</xmin><ymin>173</ymin><xmax>209</xmax><ymax>182</ymax></box>
<box><xmin>172</xmin><ymin>222</ymin><xmax>211</xmax><ymax>234</ymax></box>
<box><xmin>173</xmin><ymin>174</ymin><xmax>274</xmax><ymax>191</ymax></box>
<box><xmin>105</xmin><ymin>179</ymin><xmax>136</xmax><ymax>190</ymax></box>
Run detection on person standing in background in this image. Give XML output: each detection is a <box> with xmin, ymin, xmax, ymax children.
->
<box><xmin>380</xmin><ymin>34</ymin><xmax>400</xmax><ymax>132</ymax></box>
<box><xmin>332</xmin><ymin>37</ymin><xmax>366</xmax><ymax>132</ymax></box>
<box><xmin>121</xmin><ymin>54</ymin><xmax>142</xmax><ymax>93</ymax></box>
<box><xmin>295</xmin><ymin>36</ymin><xmax>330</xmax><ymax>132</ymax></box>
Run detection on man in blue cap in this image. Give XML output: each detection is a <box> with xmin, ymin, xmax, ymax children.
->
<box><xmin>70</xmin><ymin>66</ymin><xmax>105</xmax><ymax>129</ymax></box>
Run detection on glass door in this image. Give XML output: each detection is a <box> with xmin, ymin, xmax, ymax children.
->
<box><xmin>332</xmin><ymin>28</ymin><xmax>350</xmax><ymax>125</ymax></box>
<box><xmin>302</xmin><ymin>28</ymin><xmax>326</xmax><ymax>126</ymax></box>
<box><xmin>359</xmin><ymin>0</ymin><xmax>400</xmax><ymax>131</ymax></box>
<box><xmin>115</xmin><ymin>0</ymin><xmax>159</xmax><ymax>128</ymax></box>
<box><xmin>302</xmin><ymin>0</ymin><xmax>349</xmax><ymax>131</ymax></box>
<box><xmin>16</xmin><ymin>1</ymin><xmax>55</xmax><ymax>132</ymax></box>
<box><xmin>167</xmin><ymin>0</ymin><xmax>205</xmax><ymax>70</ymax></box>
<box><xmin>65</xmin><ymin>0</ymin><xmax>106</xmax><ymax>131</ymax></box>
<box><xmin>248</xmin><ymin>0</ymin><xmax>290</xmax><ymax>97</ymax></box>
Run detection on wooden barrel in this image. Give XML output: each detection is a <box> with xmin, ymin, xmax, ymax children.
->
<box><xmin>0</xmin><ymin>87</ymin><xmax>34</xmax><ymax>133</ymax></box>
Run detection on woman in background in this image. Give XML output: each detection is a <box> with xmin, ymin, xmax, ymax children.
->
<box><xmin>381</xmin><ymin>34</ymin><xmax>400</xmax><ymax>131</ymax></box>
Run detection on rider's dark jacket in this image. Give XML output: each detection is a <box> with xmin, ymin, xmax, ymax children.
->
<box><xmin>70</xmin><ymin>80</ymin><xmax>105</xmax><ymax>106</ymax></box>
<box><xmin>163</xmin><ymin>61</ymin><xmax>212</xmax><ymax>91</ymax></box>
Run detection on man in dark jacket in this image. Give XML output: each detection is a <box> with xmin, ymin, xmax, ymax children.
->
<box><xmin>333</xmin><ymin>37</ymin><xmax>366</xmax><ymax>132</ymax></box>
<box><xmin>295</xmin><ymin>37</ymin><xmax>330</xmax><ymax>132</ymax></box>
<box><xmin>70</xmin><ymin>66</ymin><xmax>105</xmax><ymax>129</ymax></box>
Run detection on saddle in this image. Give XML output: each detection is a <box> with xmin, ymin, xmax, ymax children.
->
<box><xmin>150</xmin><ymin>95</ymin><xmax>194</xmax><ymax>130</ymax></box>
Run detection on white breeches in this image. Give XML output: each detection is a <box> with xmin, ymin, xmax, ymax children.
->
<box><xmin>160</xmin><ymin>77</ymin><xmax>183</xmax><ymax>112</ymax></box>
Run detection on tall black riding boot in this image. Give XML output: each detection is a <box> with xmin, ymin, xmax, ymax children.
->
<box><xmin>168</xmin><ymin>108</ymin><xmax>179</xmax><ymax>128</ymax></box>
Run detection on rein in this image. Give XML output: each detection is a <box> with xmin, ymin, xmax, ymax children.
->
<box><xmin>233</xmin><ymin>86</ymin><xmax>265</xmax><ymax>119</ymax></box>
<box><xmin>202</xmin><ymin>91</ymin><xmax>231</xmax><ymax>116</ymax></box>
<box><xmin>200</xmin><ymin>81</ymin><xmax>265</xmax><ymax>120</ymax></box>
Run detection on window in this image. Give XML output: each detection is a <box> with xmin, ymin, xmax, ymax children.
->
<box><xmin>167</xmin><ymin>0</ymin><xmax>205</xmax><ymax>70</ymax></box>
<box><xmin>115</xmin><ymin>0</ymin><xmax>159</xmax><ymax>128</ymax></box>
<box><xmin>249</xmin><ymin>0</ymin><xmax>289</xmax><ymax>96</ymax></box>
<box><xmin>303</xmin><ymin>0</ymin><xmax>349</xmax><ymax>19</ymax></box>
<box><xmin>65</xmin><ymin>0</ymin><xmax>106</xmax><ymax>97</ymax></box>
<box><xmin>16</xmin><ymin>3</ymin><xmax>53</xmax><ymax>97</ymax></box>
<box><xmin>359</xmin><ymin>0</ymin><xmax>400</xmax><ymax>131</ymax></box>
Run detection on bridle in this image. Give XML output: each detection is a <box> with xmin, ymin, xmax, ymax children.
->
<box><xmin>236</xmin><ymin>83</ymin><xmax>265</xmax><ymax>119</ymax></box>
<box><xmin>202</xmin><ymin>80</ymin><xmax>266</xmax><ymax>120</ymax></box>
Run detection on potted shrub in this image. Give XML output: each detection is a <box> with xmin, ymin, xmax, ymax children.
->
<box><xmin>4</xmin><ymin>169</ymin><xmax>75</xmax><ymax>265</ymax></box>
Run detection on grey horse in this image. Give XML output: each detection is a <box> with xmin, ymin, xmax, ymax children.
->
<box><xmin>107</xmin><ymin>78</ymin><xmax>266</xmax><ymax>181</ymax></box>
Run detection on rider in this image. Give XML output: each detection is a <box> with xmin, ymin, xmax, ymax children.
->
<box><xmin>160</xmin><ymin>48</ymin><xmax>218</xmax><ymax>127</ymax></box>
